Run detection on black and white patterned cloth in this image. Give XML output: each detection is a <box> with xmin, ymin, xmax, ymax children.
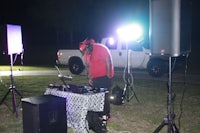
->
<box><xmin>44</xmin><ymin>88</ymin><xmax>105</xmax><ymax>133</ymax></box>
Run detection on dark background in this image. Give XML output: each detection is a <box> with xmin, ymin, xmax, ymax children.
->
<box><xmin>0</xmin><ymin>0</ymin><xmax>199</xmax><ymax>69</ymax></box>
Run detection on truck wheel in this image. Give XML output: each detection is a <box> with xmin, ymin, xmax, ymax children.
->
<box><xmin>147</xmin><ymin>59</ymin><xmax>166</xmax><ymax>77</ymax></box>
<box><xmin>69</xmin><ymin>57</ymin><xmax>84</xmax><ymax>75</ymax></box>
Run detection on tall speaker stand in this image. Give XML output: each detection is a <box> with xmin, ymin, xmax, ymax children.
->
<box><xmin>154</xmin><ymin>56</ymin><xmax>179</xmax><ymax>133</ymax></box>
<box><xmin>0</xmin><ymin>54</ymin><xmax>23</xmax><ymax>117</ymax></box>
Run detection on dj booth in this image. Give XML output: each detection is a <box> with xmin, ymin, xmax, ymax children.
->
<box><xmin>44</xmin><ymin>88</ymin><xmax>105</xmax><ymax>133</ymax></box>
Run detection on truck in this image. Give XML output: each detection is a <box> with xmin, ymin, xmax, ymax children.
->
<box><xmin>56</xmin><ymin>37</ymin><xmax>169</xmax><ymax>77</ymax></box>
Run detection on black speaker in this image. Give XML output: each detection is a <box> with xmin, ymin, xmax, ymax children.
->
<box><xmin>22</xmin><ymin>95</ymin><xmax>67</xmax><ymax>133</ymax></box>
<box><xmin>149</xmin><ymin>0</ymin><xmax>192</xmax><ymax>57</ymax></box>
<box><xmin>110</xmin><ymin>86</ymin><xmax>124</xmax><ymax>105</ymax></box>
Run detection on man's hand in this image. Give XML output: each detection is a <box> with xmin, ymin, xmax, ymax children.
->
<box><xmin>88</xmin><ymin>79</ymin><xmax>93</xmax><ymax>86</ymax></box>
<box><xmin>106</xmin><ymin>72</ymin><xmax>112</xmax><ymax>78</ymax></box>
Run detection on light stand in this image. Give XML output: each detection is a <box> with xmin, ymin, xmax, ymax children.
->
<box><xmin>0</xmin><ymin>53</ymin><xmax>23</xmax><ymax>117</ymax></box>
<box><xmin>122</xmin><ymin>46</ymin><xmax>139</xmax><ymax>103</ymax></box>
<box><xmin>154</xmin><ymin>56</ymin><xmax>179</xmax><ymax>133</ymax></box>
<box><xmin>116</xmin><ymin>23</ymin><xmax>143</xmax><ymax>103</ymax></box>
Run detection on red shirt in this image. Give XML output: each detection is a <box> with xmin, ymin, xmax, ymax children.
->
<box><xmin>84</xmin><ymin>43</ymin><xmax>114</xmax><ymax>79</ymax></box>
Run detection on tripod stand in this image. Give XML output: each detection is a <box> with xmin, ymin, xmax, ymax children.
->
<box><xmin>154</xmin><ymin>56</ymin><xmax>179</xmax><ymax>133</ymax></box>
<box><xmin>0</xmin><ymin>54</ymin><xmax>23</xmax><ymax>117</ymax></box>
<box><xmin>122</xmin><ymin>49</ymin><xmax>139</xmax><ymax>103</ymax></box>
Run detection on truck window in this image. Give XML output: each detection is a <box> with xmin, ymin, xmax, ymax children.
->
<box><xmin>121</xmin><ymin>42</ymin><xmax>127</xmax><ymax>50</ymax></box>
<box><xmin>128</xmin><ymin>43</ymin><xmax>143</xmax><ymax>51</ymax></box>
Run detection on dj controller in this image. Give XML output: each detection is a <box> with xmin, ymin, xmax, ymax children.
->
<box><xmin>48</xmin><ymin>83</ymin><xmax>108</xmax><ymax>94</ymax></box>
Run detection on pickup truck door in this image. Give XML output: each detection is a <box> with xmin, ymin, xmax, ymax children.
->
<box><xmin>110</xmin><ymin>42</ymin><xmax>149</xmax><ymax>69</ymax></box>
<box><xmin>103</xmin><ymin>38</ymin><xmax>149</xmax><ymax>69</ymax></box>
<box><xmin>108</xmin><ymin>41</ymin><xmax>127</xmax><ymax>68</ymax></box>
<box><xmin>110</xmin><ymin>49</ymin><xmax>127</xmax><ymax>68</ymax></box>
<box><xmin>129</xmin><ymin>44</ymin><xmax>149</xmax><ymax>69</ymax></box>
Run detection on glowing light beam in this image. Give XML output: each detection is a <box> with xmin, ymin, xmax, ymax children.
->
<box><xmin>117</xmin><ymin>23</ymin><xmax>143</xmax><ymax>42</ymax></box>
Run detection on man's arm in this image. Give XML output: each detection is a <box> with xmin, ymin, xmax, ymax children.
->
<box><xmin>84</xmin><ymin>60</ymin><xmax>90</xmax><ymax>79</ymax></box>
<box><xmin>83</xmin><ymin>57</ymin><xmax>93</xmax><ymax>85</ymax></box>
<box><xmin>105</xmin><ymin>57</ymin><xmax>112</xmax><ymax>78</ymax></box>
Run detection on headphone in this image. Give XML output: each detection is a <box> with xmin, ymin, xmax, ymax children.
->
<box><xmin>86</xmin><ymin>42</ymin><xmax>93</xmax><ymax>54</ymax></box>
<box><xmin>79</xmin><ymin>38</ymin><xmax>94</xmax><ymax>54</ymax></box>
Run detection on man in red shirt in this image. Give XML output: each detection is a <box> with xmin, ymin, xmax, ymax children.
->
<box><xmin>80</xmin><ymin>39</ymin><xmax>114</xmax><ymax>83</ymax></box>
<box><xmin>79</xmin><ymin>38</ymin><xmax>114</xmax><ymax>132</ymax></box>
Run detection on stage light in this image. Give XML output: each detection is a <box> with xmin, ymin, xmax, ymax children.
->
<box><xmin>117</xmin><ymin>23</ymin><xmax>143</xmax><ymax>42</ymax></box>
<box><xmin>0</xmin><ymin>24</ymin><xmax>24</xmax><ymax>117</ymax></box>
<box><xmin>104</xmin><ymin>37</ymin><xmax>117</xmax><ymax>49</ymax></box>
<box><xmin>6</xmin><ymin>24</ymin><xmax>23</xmax><ymax>55</ymax></box>
<box><xmin>114</xmin><ymin>23</ymin><xmax>142</xmax><ymax>103</ymax></box>
<box><xmin>108</xmin><ymin>37</ymin><xmax>115</xmax><ymax>45</ymax></box>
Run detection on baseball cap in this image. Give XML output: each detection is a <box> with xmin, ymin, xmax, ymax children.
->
<box><xmin>79</xmin><ymin>38</ymin><xmax>95</xmax><ymax>51</ymax></box>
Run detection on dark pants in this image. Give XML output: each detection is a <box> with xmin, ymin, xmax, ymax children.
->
<box><xmin>92</xmin><ymin>76</ymin><xmax>112</xmax><ymax>89</ymax></box>
<box><xmin>86</xmin><ymin>111</ymin><xmax>107</xmax><ymax>133</ymax></box>
<box><xmin>92</xmin><ymin>76</ymin><xmax>112</xmax><ymax>117</ymax></box>
<box><xmin>87</xmin><ymin>76</ymin><xmax>112</xmax><ymax>132</ymax></box>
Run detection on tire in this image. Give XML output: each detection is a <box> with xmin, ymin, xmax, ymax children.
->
<box><xmin>147</xmin><ymin>59</ymin><xmax>166</xmax><ymax>77</ymax></box>
<box><xmin>68</xmin><ymin>57</ymin><xmax>84</xmax><ymax>75</ymax></box>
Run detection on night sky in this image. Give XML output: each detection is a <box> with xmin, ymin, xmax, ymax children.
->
<box><xmin>0</xmin><ymin>0</ymin><xmax>199</xmax><ymax>66</ymax></box>
<box><xmin>0</xmin><ymin>0</ymin><xmax>149</xmax><ymax>46</ymax></box>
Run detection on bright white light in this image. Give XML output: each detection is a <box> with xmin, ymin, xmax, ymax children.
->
<box><xmin>108</xmin><ymin>37</ymin><xmax>115</xmax><ymax>45</ymax></box>
<box><xmin>110</xmin><ymin>96</ymin><xmax>115</xmax><ymax>100</ymax></box>
<box><xmin>6</xmin><ymin>24</ymin><xmax>23</xmax><ymax>55</ymax></box>
<box><xmin>117</xmin><ymin>23</ymin><xmax>143</xmax><ymax>42</ymax></box>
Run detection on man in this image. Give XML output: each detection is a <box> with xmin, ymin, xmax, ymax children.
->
<box><xmin>79</xmin><ymin>38</ymin><xmax>114</xmax><ymax>132</ymax></box>
<box><xmin>79</xmin><ymin>38</ymin><xmax>114</xmax><ymax>88</ymax></box>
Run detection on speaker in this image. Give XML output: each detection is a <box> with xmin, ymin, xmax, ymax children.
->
<box><xmin>22</xmin><ymin>95</ymin><xmax>67</xmax><ymax>133</ymax></box>
<box><xmin>110</xmin><ymin>86</ymin><xmax>124</xmax><ymax>105</ymax></box>
<box><xmin>149</xmin><ymin>0</ymin><xmax>192</xmax><ymax>57</ymax></box>
<box><xmin>0</xmin><ymin>24</ymin><xmax>23</xmax><ymax>55</ymax></box>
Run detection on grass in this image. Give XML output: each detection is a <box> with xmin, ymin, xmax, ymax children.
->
<box><xmin>0</xmin><ymin>66</ymin><xmax>200</xmax><ymax>133</ymax></box>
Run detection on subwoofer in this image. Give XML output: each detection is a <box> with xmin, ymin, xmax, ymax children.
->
<box><xmin>149</xmin><ymin>0</ymin><xmax>192</xmax><ymax>57</ymax></box>
<box><xmin>22</xmin><ymin>95</ymin><xmax>67</xmax><ymax>133</ymax></box>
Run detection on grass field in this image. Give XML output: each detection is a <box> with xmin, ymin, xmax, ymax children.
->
<box><xmin>0</xmin><ymin>66</ymin><xmax>200</xmax><ymax>133</ymax></box>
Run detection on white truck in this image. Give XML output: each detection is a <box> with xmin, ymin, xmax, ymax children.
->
<box><xmin>56</xmin><ymin>38</ymin><xmax>168</xmax><ymax>77</ymax></box>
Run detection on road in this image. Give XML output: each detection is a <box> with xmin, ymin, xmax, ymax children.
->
<box><xmin>0</xmin><ymin>70</ymin><xmax>199</xmax><ymax>84</ymax></box>
<box><xmin>0</xmin><ymin>70</ymin><xmax>60</xmax><ymax>76</ymax></box>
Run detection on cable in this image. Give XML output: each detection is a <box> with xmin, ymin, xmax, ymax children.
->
<box><xmin>178</xmin><ymin>53</ymin><xmax>189</xmax><ymax>130</ymax></box>
<box><xmin>123</xmin><ymin>66</ymin><xmax>134</xmax><ymax>86</ymax></box>
<box><xmin>12</xmin><ymin>54</ymin><xmax>17</xmax><ymax>64</ymax></box>
<box><xmin>21</xmin><ymin>49</ymin><xmax>24</xmax><ymax>65</ymax></box>
<box><xmin>171</xmin><ymin>57</ymin><xmax>177</xmax><ymax>73</ymax></box>
<box><xmin>84</xmin><ymin>118</ymin><xmax>90</xmax><ymax>133</ymax></box>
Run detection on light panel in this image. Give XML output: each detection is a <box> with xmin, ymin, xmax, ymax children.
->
<box><xmin>117</xmin><ymin>23</ymin><xmax>143</xmax><ymax>42</ymax></box>
<box><xmin>6</xmin><ymin>24</ymin><xmax>23</xmax><ymax>55</ymax></box>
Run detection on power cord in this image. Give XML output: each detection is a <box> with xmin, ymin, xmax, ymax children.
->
<box><xmin>123</xmin><ymin>66</ymin><xmax>134</xmax><ymax>86</ymax></box>
<box><xmin>178</xmin><ymin>53</ymin><xmax>189</xmax><ymax>130</ymax></box>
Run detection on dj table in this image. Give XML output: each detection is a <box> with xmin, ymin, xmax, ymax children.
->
<box><xmin>44</xmin><ymin>88</ymin><xmax>105</xmax><ymax>133</ymax></box>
